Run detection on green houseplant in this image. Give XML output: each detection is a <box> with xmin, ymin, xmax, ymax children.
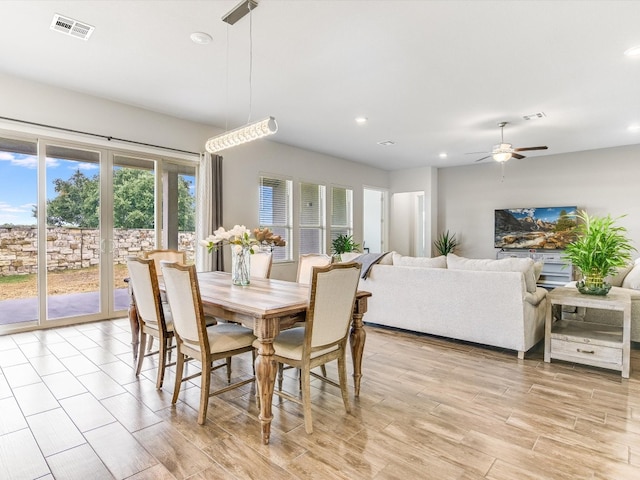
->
<box><xmin>331</xmin><ymin>234</ymin><xmax>361</xmax><ymax>260</ymax></box>
<box><xmin>433</xmin><ymin>230</ymin><xmax>458</xmax><ymax>256</ymax></box>
<box><xmin>563</xmin><ymin>210</ymin><xmax>635</xmax><ymax>295</ymax></box>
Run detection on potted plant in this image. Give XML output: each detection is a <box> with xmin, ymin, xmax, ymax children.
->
<box><xmin>433</xmin><ymin>230</ymin><xmax>458</xmax><ymax>256</ymax></box>
<box><xmin>331</xmin><ymin>234</ymin><xmax>361</xmax><ymax>261</ymax></box>
<box><xmin>563</xmin><ymin>210</ymin><xmax>635</xmax><ymax>295</ymax></box>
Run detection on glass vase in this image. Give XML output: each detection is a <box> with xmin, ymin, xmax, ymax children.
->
<box><xmin>231</xmin><ymin>245</ymin><xmax>251</xmax><ymax>286</ymax></box>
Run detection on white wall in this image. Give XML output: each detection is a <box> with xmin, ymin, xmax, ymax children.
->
<box><xmin>437</xmin><ymin>145</ymin><xmax>640</xmax><ymax>260</ymax></box>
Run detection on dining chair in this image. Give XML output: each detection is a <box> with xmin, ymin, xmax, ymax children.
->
<box><xmin>277</xmin><ymin>252</ymin><xmax>333</xmax><ymax>388</ymax></box>
<box><xmin>160</xmin><ymin>261</ymin><xmax>257</xmax><ymax>425</ymax></box>
<box><xmin>296</xmin><ymin>253</ymin><xmax>333</xmax><ymax>285</ymax></box>
<box><xmin>125</xmin><ymin>256</ymin><xmax>175</xmax><ymax>389</ymax></box>
<box><xmin>264</xmin><ymin>262</ymin><xmax>361</xmax><ymax>434</ymax></box>
<box><xmin>251</xmin><ymin>251</ymin><xmax>273</xmax><ymax>279</ymax></box>
<box><xmin>141</xmin><ymin>249</ymin><xmax>189</xmax><ymax>352</ymax></box>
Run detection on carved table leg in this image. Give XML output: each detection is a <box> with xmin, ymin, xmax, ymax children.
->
<box><xmin>349</xmin><ymin>296</ymin><xmax>368</xmax><ymax>397</ymax></box>
<box><xmin>254</xmin><ymin>317</ymin><xmax>279</xmax><ymax>445</ymax></box>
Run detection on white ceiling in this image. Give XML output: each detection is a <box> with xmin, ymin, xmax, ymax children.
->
<box><xmin>1</xmin><ymin>1</ymin><xmax>640</xmax><ymax>171</ymax></box>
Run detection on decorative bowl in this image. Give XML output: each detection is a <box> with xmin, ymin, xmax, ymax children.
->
<box><xmin>576</xmin><ymin>280</ymin><xmax>612</xmax><ymax>296</ymax></box>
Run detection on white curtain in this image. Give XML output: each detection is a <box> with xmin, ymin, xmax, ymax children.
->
<box><xmin>195</xmin><ymin>152</ymin><xmax>223</xmax><ymax>272</ymax></box>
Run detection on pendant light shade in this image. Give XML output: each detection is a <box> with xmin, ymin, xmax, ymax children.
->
<box><xmin>205</xmin><ymin>116</ymin><xmax>278</xmax><ymax>153</ymax></box>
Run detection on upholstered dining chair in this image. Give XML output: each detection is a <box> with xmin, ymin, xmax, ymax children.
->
<box><xmin>126</xmin><ymin>256</ymin><xmax>175</xmax><ymax>389</ymax></box>
<box><xmin>296</xmin><ymin>253</ymin><xmax>333</xmax><ymax>285</ymax></box>
<box><xmin>141</xmin><ymin>249</ymin><xmax>189</xmax><ymax>352</ymax></box>
<box><xmin>263</xmin><ymin>262</ymin><xmax>361</xmax><ymax>434</ymax></box>
<box><xmin>160</xmin><ymin>261</ymin><xmax>257</xmax><ymax>425</ymax></box>
<box><xmin>276</xmin><ymin>252</ymin><xmax>334</xmax><ymax>388</ymax></box>
<box><xmin>250</xmin><ymin>251</ymin><xmax>273</xmax><ymax>279</ymax></box>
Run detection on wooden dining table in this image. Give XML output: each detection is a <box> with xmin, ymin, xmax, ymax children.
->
<box><xmin>128</xmin><ymin>271</ymin><xmax>371</xmax><ymax>445</ymax></box>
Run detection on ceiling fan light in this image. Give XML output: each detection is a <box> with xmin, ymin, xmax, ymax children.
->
<box><xmin>492</xmin><ymin>152</ymin><xmax>512</xmax><ymax>163</ymax></box>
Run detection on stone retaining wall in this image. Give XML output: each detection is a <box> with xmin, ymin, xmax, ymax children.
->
<box><xmin>0</xmin><ymin>226</ymin><xmax>195</xmax><ymax>276</ymax></box>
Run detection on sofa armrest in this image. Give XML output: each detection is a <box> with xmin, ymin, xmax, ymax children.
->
<box><xmin>525</xmin><ymin>288</ymin><xmax>547</xmax><ymax>307</ymax></box>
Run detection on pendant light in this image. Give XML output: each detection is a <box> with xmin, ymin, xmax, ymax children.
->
<box><xmin>206</xmin><ymin>0</ymin><xmax>277</xmax><ymax>153</ymax></box>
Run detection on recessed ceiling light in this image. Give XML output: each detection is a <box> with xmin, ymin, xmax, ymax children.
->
<box><xmin>628</xmin><ymin>124</ymin><xmax>640</xmax><ymax>132</ymax></box>
<box><xmin>439</xmin><ymin>153</ymin><xmax>448</xmax><ymax>159</ymax></box>
<box><xmin>377</xmin><ymin>140</ymin><xmax>395</xmax><ymax>146</ymax></box>
<box><xmin>355</xmin><ymin>117</ymin><xmax>368</xmax><ymax>124</ymax></box>
<box><xmin>190</xmin><ymin>32</ymin><xmax>212</xmax><ymax>45</ymax></box>
<box><xmin>624</xmin><ymin>45</ymin><xmax>640</xmax><ymax>57</ymax></box>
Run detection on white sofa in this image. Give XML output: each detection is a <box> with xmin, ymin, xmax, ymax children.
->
<box><xmin>358</xmin><ymin>253</ymin><xmax>548</xmax><ymax>358</ymax></box>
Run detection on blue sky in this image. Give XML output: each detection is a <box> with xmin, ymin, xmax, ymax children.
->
<box><xmin>506</xmin><ymin>206</ymin><xmax>577</xmax><ymax>223</ymax></box>
<box><xmin>1</xmin><ymin>151</ymin><xmax>194</xmax><ymax>226</ymax></box>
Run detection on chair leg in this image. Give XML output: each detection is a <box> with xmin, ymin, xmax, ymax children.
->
<box><xmin>337</xmin><ymin>353</ymin><xmax>351</xmax><ymax>414</ymax></box>
<box><xmin>135</xmin><ymin>332</ymin><xmax>147</xmax><ymax>376</ymax></box>
<box><xmin>198</xmin><ymin>358</ymin><xmax>212</xmax><ymax>425</ymax></box>
<box><xmin>320</xmin><ymin>365</ymin><xmax>327</xmax><ymax>377</ymax></box>
<box><xmin>172</xmin><ymin>348</ymin><xmax>185</xmax><ymax>405</ymax></box>
<box><xmin>226</xmin><ymin>356</ymin><xmax>232</xmax><ymax>383</ymax></box>
<box><xmin>301</xmin><ymin>366</ymin><xmax>313</xmax><ymax>434</ymax></box>
<box><xmin>156</xmin><ymin>336</ymin><xmax>167</xmax><ymax>389</ymax></box>
<box><xmin>147</xmin><ymin>336</ymin><xmax>154</xmax><ymax>353</ymax></box>
<box><xmin>277</xmin><ymin>363</ymin><xmax>284</xmax><ymax>391</ymax></box>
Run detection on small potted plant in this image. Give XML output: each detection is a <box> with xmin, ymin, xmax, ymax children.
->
<box><xmin>331</xmin><ymin>234</ymin><xmax>361</xmax><ymax>261</ymax></box>
<box><xmin>563</xmin><ymin>210</ymin><xmax>635</xmax><ymax>295</ymax></box>
<box><xmin>433</xmin><ymin>230</ymin><xmax>458</xmax><ymax>256</ymax></box>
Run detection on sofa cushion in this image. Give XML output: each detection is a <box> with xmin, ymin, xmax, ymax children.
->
<box><xmin>447</xmin><ymin>253</ymin><xmax>537</xmax><ymax>294</ymax></box>
<box><xmin>622</xmin><ymin>261</ymin><xmax>640</xmax><ymax>290</ymax></box>
<box><xmin>392</xmin><ymin>253</ymin><xmax>447</xmax><ymax>268</ymax></box>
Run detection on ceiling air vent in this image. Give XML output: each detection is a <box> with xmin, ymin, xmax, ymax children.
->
<box><xmin>50</xmin><ymin>13</ymin><xmax>95</xmax><ymax>41</ymax></box>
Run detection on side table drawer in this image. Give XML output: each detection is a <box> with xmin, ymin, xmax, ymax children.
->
<box><xmin>550</xmin><ymin>339</ymin><xmax>622</xmax><ymax>367</ymax></box>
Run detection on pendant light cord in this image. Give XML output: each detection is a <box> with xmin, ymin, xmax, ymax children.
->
<box><xmin>247</xmin><ymin>1</ymin><xmax>253</xmax><ymax>124</ymax></box>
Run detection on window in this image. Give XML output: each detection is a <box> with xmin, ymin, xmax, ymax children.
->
<box><xmin>259</xmin><ymin>175</ymin><xmax>292</xmax><ymax>261</ymax></box>
<box><xmin>330</xmin><ymin>186</ymin><xmax>353</xmax><ymax>242</ymax></box>
<box><xmin>299</xmin><ymin>182</ymin><xmax>326</xmax><ymax>254</ymax></box>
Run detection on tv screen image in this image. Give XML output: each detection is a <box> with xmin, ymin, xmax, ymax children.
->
<box><xmin>495</xmin><ymin>206</ymin><xmax>578</xmax><ymax>250</ymax></box>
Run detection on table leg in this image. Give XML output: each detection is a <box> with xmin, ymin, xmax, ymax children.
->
<box><xmin>254</xmin><ymin>318</ymin><xmax>279</xmax><ymax>445</ymax></box>
<box><xmin>349</xmin><ymin>296</ymin><xmax>368</xmax><ymax>397</ymax></box>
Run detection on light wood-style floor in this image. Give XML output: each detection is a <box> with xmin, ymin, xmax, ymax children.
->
<box><xmin>1</xmin><ymin>318</ymin><xmax>640</xmax><ymax>479</ymax></box>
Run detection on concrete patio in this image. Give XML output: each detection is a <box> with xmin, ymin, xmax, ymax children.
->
<box><xmin>0</xmin><ymin>288</ymin><xmax>129</xmax><ymax>326</ymax></box>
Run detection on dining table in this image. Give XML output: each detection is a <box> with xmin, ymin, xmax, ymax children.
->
<box><xmin>128</xmin><ymin>270</ymin><xmax>371</xmax><ymax>445</ymax></box>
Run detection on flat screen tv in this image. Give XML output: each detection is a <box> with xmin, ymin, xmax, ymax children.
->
<box><xmin>495</xmin><ymin>206</ymin><xmax>578</xmax><ymax>250</ymax></box>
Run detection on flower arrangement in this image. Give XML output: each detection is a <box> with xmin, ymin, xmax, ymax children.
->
<box><xmin>200</xmin><ymin>225</ymin><xmax>286</xmax><ymax>254</ymax></box>
<box><xmin>201</xmin><ymin>225</ymin><xmax>286</xmax><ymax>285</ymax></box>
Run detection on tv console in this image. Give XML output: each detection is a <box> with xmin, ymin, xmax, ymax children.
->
<box><xmin>496</xmin><ymin>249</ymin><xmax>573</xmax><ymax>289</ymax></box>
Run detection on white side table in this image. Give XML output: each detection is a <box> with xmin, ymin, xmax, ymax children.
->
<box><xmin>544</xmin><ymin>286</ymin><xmax>631</xmax><ymax>378</ymax></box>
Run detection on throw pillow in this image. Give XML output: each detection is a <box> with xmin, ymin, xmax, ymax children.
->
<box><xmin>447</xmin><ymin>253</ymin><xmax>537</xmax><ymax>293</ymax></box>
<box><xmin>621</xmin><ymin>260</ymin><xmax>640</xmax><ymax>290</ymax></box>
<box><xmin>378</xmin><ymin>251</ymin><xmax>394</xmax><ymax>265</ymax></box>
<box><xmin>395</xmin><ymin>255</ymin><xmax>447</xmax><ymax>269</ymax></box>
<box><xmin>606</xmin><ymin>263</ymin><xmax>634</xmax><ymax>287</ymax></box>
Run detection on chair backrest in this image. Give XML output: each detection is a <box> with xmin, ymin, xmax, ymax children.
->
<box><xmin>296</xmin><ymin>253</ymin><xmax>333</xmax><ymax>285</ymax></box>
<box><xmin>144</xmin><ymin>249</ymin><xmax>186</xmax><ymax>277</ymax></box>
<box><xmin>305</xmin><ymin>262</ymin><xmax>361</xmax><ymax>352</ymax></box>
<box><xmin>160</xmin><ymin>262</ymin><xmax>208</xmax><ymax>352</ymax></box>
<box><xmin>251</xmin><ymin>251</ymin><xmax>273</xmax><ymax>279</ymax></box>
<box><xmin>126</xmin><ymin>256</ymin><xmax>166</xmax><ymax>330</ymax></box>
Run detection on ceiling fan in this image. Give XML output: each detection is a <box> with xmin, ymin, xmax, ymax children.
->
<box><xmin>474</xmin><ymin>122</ymin><xmax>548</xmax><ymax>163</ymax></box>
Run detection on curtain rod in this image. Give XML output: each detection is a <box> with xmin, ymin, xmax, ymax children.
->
<box><xmin>0</xmin><ymin>115</ymin><xmax>200</xmax><ymax>156</ymax></box>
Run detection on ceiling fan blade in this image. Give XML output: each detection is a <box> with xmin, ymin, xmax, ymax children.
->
<box><xmin>466</xmin><ymin>151</ymin><xmax>490</xmax><ymax>155</ymax></box>
<box><xmin>514</xmin><ymin>146</ymin><xmax>548</xmax><ymax>152</ymax></box>
<box><xmin>474</xmin><ymin>155</ymin><xmax>491</xmax><ymax>162</ymax></box>
<box><xmin>511</xmin><ymin>153</ymin><xmax>526</xmax><ymax>160</ymax></box>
